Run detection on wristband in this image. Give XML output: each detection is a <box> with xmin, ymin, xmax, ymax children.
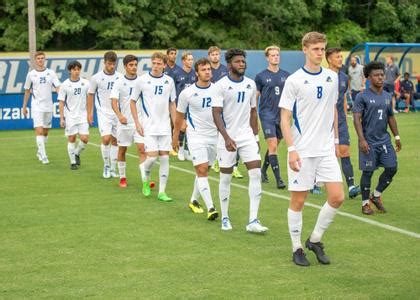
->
<box><xmin>334</xmin><ymin>138</ymin><xmax>339</xmax><ymax>144</ymax></box>
<box><xmin>255</xmin><ymin>134</ymin><xmax>259</xmax><ymax>142</ymax></box>
<box><xmin>287</xmin><ymin>146</ymin><xmax>296</xmax><ymax>153</ymax></box>
<box><xmin>395</xmin><ymin>135</ymin><xmax>400</xmax><ymax>140</ymax></box>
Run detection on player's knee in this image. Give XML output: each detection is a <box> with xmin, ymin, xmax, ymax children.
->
<box><xmin>248</xmin><ymin>168</ymin><xmax>261</xmax><ymax>180</ymax></box>
<box><xmin>361</xmin><ymin>171</ymin><xmax>374</xmax><ymax>187</ymax></box>
<box><xmin>384</xmin><ymin>167</ymin><xmax>397</xmax><ymax>179</ymax></box>
<box><xmin>80</xmin><ymin>136</ymin><xmax>89</xmax><ymax>143</ymax></box>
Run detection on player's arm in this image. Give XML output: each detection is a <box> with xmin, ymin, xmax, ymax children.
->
<box><xmin>112</xmin><ymin>98</ymin><xmax>127</xmax><ymax>125</ymax></box>
<box><xmin>58</xmin><ymin>101</ymin><xmax>65</xmax><ymax>128</ymax></box>
<box><xmin>87</xmin><ymin>93</ymin><xmax>95</xmax><ymax>125</ymax></box>
<box><xmin>343</xmin><ymin>93</ymin><xmax>348</xmax><ymax>124</ymax></box>
<box><xmin>334</xmin><ymin>105</ymin><xmax>340</xmax><ymax>157</ymax></box>
<box><xmin>280</xmin><ymin>108</ymin><xmax>301</xmax><ymax>172</ymax></box>
<box><xmin>250</xmin><ymin>107</ymin><xmax>259</xmax><ymax>135</ymax></box>
<box><xmin>22</xmin><ymin>89</ymin><xmax>31</xmax><ymax>117</ymax></box>
<box><xmin>130</xmin><ymin>99</ymin><xmax>142</xmax><ymax>135</ymax></box>
<box><xmin>388</xmin><ymin>115</ymin><xmax>401</xmax><ymax>152</ymax></box>
<box><xmin>172</xmin><ymin>111</ymin><xmax>185</xmax><ymax>151</ymax></box>
<box><xmin>353</xmin><ymin>112</ymin><xmax>369</xmax><ymax>154</ymax></box>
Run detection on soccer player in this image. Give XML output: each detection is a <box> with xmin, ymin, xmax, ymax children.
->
<box><xmin>130</xmin><ymin>52</ymin><xmax>177</xmax><ymax>202</ymax></box>
<box><xmin>110</xmin><ymin>55</ymin><xmax>148</xmax><ymax>188</ymax></box>
<box><xmin>255</xmin><ymin>45</ymin><xmax>289</xmax><ymax>189</ymax></box>
<box><xmin>164</xmin><ymin>47</ymin><xmax>183</xmax><ymax>80</ymax></box>
<box><xmin>326</xmin><ymin>48</ymin><xmax>361</xmax><ymax>198</ymax></box>
<box><xmin>172</xmin><ymin>51</ymin><xmax>196</xmax><ymax>161</ymax></box>
<box><xmin>22</xmin><ymin>51</ymin><xmax>61</xmax><ymax>164</ymax></box>
<box><xmin>208</xmin><ymin>46</ymin><xmax>228</xmax><ymax>83</ymax></box>
<box><xmin>212</xmin><ymin>48</ymin><xmax>268</xmax><ymax>233</ymax></box>
<box><xmin>87</xmin><ymin>51</ymin><xmax>122</xmax><ymax>178</ymax></box>
<box><xmin>353</xmin><ymin>61</ymin><xmax>401</xmax><ymax>215</ymax></box>
<box><xmin>399</xmin><ymin>72</ymin><xmax>415</xmax><ymax>112</ymax></box>
<box><xmin>57</xmin><ymin>61</ymin><xmax>90</xmax><ymax>170</ymax></box>
<box><xmin>172</xmin><ymin>58</ymin><xmax>219</xmax><ymax>220</ymax></box>
<box><xmin>280</xmin><ymin>32</ymin><xmax>344</xmax><ymax>266</ymax></box>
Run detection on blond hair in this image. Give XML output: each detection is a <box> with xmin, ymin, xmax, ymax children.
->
<box><xmin>301</xmin><ymin>32</ymin><xmax>327</xmax><ymax>48</ymax></box>
<box><xmin>181</xmin><ymin>51</ymin><xmax>193</xmax><ymax>61</ymax></box>
<box><xmin>208</xmin><ymin>46</ymin><xmax>221</xmax><ymax>55</ymax></box>
<box><xmin>151</xmin><ymin>52</ymin><xmax>167</xmax><ymax>64</ymax></box>
<box><xmin>264</xmin><ymin>45</ymin><xmax>280</xmax><ymax>57</ymax></box>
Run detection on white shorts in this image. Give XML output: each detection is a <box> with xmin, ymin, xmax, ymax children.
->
<box><xmin>189</xmin><ymin>143</ymin><xmax>217</xmax><ymax>166</ymax></box>
<box><xmin>144</xmin><ymin>135</ymin><xmax>172</xmax><ymax>152</ymax></box>
<box><xmin>117</xmin><ymin>126</ymin><xmax>144</xmax><ymax>147</ymax></box>
<box><xmin>65</xmin><ymin>122</ymin><xmax>89</xmax><ymax>136</ymax></box>
<box><xmin>32</xmin><ymin>111</ymin><xmax>52</xmax><ymax>128</ymax></box>
<box><xmin>217</xmin><ymin>142</ymin><xmax>260</xmax><ymax>168</ymax></box>
<box><xmin>287</xmin><ymin>155</ymin><xmax>343</xmax><ymax>191</ymax></box>
<box><xmin>97</xmin><ymin>112</ymin><xmax>117</xmax><ymax>137</ymax></box>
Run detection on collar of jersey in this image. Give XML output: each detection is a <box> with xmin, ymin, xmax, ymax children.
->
<box><xmin>70</xmin><ymin>78</ymin><xmax>80</xmax><ymax>82</ymax></box>
<box><xmin>227</xmin><ymin>75</ymin><xmax>244</xmax><ymax>83</ymax></box>
<box><xmin>149</xmin><ymin>72</ymin><xmax>164</xmax><ymax>79</ymax></box>
<box><xmin>103</xmin><ymin>70</ymin><xmax>115</xmax><ymax>76</ymax></box>
<box><xmin>195</xmin><ymin>83</ymin><xmax>211</xmax><ymax>89</ymax></box>
<box><xmin>301</xmin><ymin>67</ymin><xmax>322</xmax><ymax>75</ymax></box>
<box><xmin>35</xmin><ymin>68</ymin><xmax>47</xmax><ymax>72</ymax></box>
<box><xmin>124</xmin><ymin>75</ymin><xmax>137</xmax><ymax>80</ymax></box>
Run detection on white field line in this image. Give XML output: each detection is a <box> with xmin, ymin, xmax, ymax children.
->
<box><xmin>88</xmin><ymin>142</ymin><xmax>420</xmax><ymax>239</ymax></box>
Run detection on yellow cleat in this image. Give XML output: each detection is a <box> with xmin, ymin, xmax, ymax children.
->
<box><xmin>189</xmin><ymin>200</ymin><xmax>204</xmax><ymax>213</ymax></box>
<box><xmin>169</xmin><ymin>150</ymin><xmax>178</xmax><ymax>156</ymax></box>
<box><xmin>232</xmin><ymin>167</ymin><xmax>244</xmax><ymax>178</ymax></box>
<box><xmin>212</xmin><ymin>160</ymin><xmax>220</xmax><ymax>173</ymax></box>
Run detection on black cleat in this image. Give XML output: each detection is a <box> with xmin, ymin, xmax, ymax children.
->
<box><xmin>261</xmin><ymin>171</ymin><xmax>269</xmax><ymax>183</ymax></box>
<box><xmin>207</xmin><ymin>207</ymin><xmax>219</xmax><ymax>221</ymax></box>
<box><xmin>305</xmin><ymin>238</ymin><xmax>330</xmax><ymax>264</ymax></box>
<box><xmin>70</xmin><ymin>164</ymin><xmax>78</xmax><ymax>170</ymax></box>
<box><xmin>75</xmin><ymin>154</ymin><xmax>81</xmax><ymax>166</ymax></box>
<box><xmin>292</xmin><ymin>248</ymin><xmax>310</xmax><ymax>266</ymax></box>
<box><xmin>370</xmin><ymin>194</ymin><xmax>386</xmax><ymax>213</ymax></box>
<box><xmin>276</xmin><ymin>178</ymin><xmax>286</xmax><ymax>189</ymax></box>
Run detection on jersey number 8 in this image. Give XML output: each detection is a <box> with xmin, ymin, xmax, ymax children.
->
<box><xmin>316</xmin><ymin>86</ymin><xmax>323</xmax><ymax>99</ymax></box>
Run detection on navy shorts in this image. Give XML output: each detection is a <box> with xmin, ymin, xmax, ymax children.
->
<box><xmin>260</xmin><ymin>118</ymin><xmax>282</xmax><ymax>139</ymax></box>
<box><xmin>359</xmin><ymin>140</ymin><xmax>397</xmax><ymax>171</ymax></box>
<box><xmin>338</xmin><ymin>123</ymin><xmax>350</xmax><ymax>145</ymax></box>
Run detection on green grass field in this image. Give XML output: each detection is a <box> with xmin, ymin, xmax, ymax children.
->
<box><xmin>1</xmin><ymin>113</ymin><xmax>419</xmax><ymax>299</ymax></box>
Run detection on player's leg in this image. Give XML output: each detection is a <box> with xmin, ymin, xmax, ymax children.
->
<box><xmin>269</xmin><ymin>123</ymin><xmax>286</xmax><ymax>189</ymax></box>
<box><xmin>67</xmin><ymin>133</ymin><xmax>78</xmax><ymax>170</ymax></box>
<box><xmin>404</xmin><ymin>92</ymin><xmax>411</xmax><ymax>113</ymax></box>
<box><xmin>98</xmin><ymin>113</ymin><xmax>113</xmax><ymax>178</ymax></box>
<box><xmin>218</xmin><ymin>148</ymin><xmax>236</xmax><ymax>230</ymax></box>
<box><xmin>338</xmin><ymin>132</ymin><xmax>360</xmax><ymax>198</ymax></box>
<box><xmin>156</xmin><ymin>135</ymin><xmax>172</xmax><ymax>202</ymax></box>
<box><xmin>33</xmin><ymin>111</ymin><xmax>49</xmax><ymax>163</ymax></box>
<box><xmin>116</xmin><ymin>127</ymin><xmax>133</xmax><ymax>188</ymax></box>
<box><xmin>41</xmin><ymin>112</ymin><xmax>52</xmax><ymax>160</ymax></box>
<box><xmin>359</xmin><ymin>145</ymin><xmax>377</xmax><ymax>215</ymax></box>
<box><xmin>110</xmin><ymin>119</ymin><xmax>119</xmax><ymax>177</ymax></box>
<box><xmin>177</xmin><ymin>119</ymin><xmax>187</xmax><ymax>161</ymax></box>
<box><xmin>261</xmin><ymin>150</ymin><xmax>270</xmax><ymax>182</ymax></box>
<box><xmin>74</xmin><ymin>124</ymin><xmax>89</xmax><ymax>166</ymax></box>
<box><xmin>142</xmin><ymin>135</ymin><xmax>159</xmax><ymax>196</ymax></box>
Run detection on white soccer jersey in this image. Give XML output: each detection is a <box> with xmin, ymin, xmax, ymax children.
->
<box><xmin>279</xmin><ymin>67</ymin><xmax>339</xmax><ymax>158</ymax></box>
<box><xmin>212</xmin><ymin>75</ymin><xmax>256</xmax><ymax>147</ymax></box>
<box><xmin>131</xmin><ymin>73</ymin><xmax>176</xmax><ymax>136</ymax></box>
<box><xmin>24</xmin><ymin>68</ymin><xmax>61</xmax><ymax>112</ymax></box>
<box><xmin>88</xmin><ymin>70</ymin><xmax>122</xmax><ymax>117</ymax></box>
<box><xmin>110</xmin><ymin>75</ymin><xmax>140</xmax><ymax>128</ymax></box>
<box><xmin>177</xmin><ymin>83</ymin><xmax>218</xmax><ymax>144</ymax></box>
<box><xmin>57</xmin><ymin>78</ymin><xmax>90</xmax><ymax>125</ymax></box>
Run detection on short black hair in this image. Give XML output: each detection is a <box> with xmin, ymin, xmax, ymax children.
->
<box><xmin>225</xmin><ymin>48</ymin><xmax>246</xmax><ymax>64</ymax></box>
<box><xmin>123</xmin><ymin>54</ymin><xmax>138</xmax><ymax>66</ymax></box>
<box><xmin>363</xmin><ymin>61</ymin><xmax>385</xmax><ymax>78</ymax></box>
<box><xmin>404</xmin><ymin>72</ymin><xmax>410</xmax><ymax>77</ymax></box>
<box><xmin>67</xmin><ymin>60</ymin><xmax>82</xmax><ymax>71</ymax></box>
<box><xmin>166</xmin><ymin>47</ymin><xmax>177</xmax><ymax>55</ymax></box>
<box><xmin>325</xmin><ymin>47</ymin><xmax>341</xmax><ymax>60</ymax></box>
<box><xmin>194</xmin><ymin>57</ymin><xmax>211</xmax><ymax>72</ymax></box>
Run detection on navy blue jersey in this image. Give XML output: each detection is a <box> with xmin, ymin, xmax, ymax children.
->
<box><xmin>164</xmin><ymin>64</ymin><xmax>183</xmax><ymax>80</ymax></box>
<box><xmin>400</xmin><ymin>79</ymin><xmax>414</xmax><ymax>93</ymax></box>
<box><xmin>211</xmin><ymin>64</ymin><xmax>228</xmax><ymax>83</ymax></box>
<box><xmin>337</xmin><ymin>71</ymin><xmax>349</xmax><ymax>127</ymax></box>
<box><xmin>173</xmin><ymin>68</ymin><xmax>197</xmax><ymax>99</ymax></box>
<box><xmin>353</xmin><ymin>88</ymin><xmax>394</xmax><ymax>145</ymax></box>
<box><xmin>255</xmin><ymin>69</ymin><xmax>289</xmax><ymax>121</ymax></box>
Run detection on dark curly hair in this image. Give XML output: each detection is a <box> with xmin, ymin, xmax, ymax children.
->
<box><xmin>225</xmin><ymin>48</ymin><xmax>246</xmax><ymax>64</ymax></box>
<box><xmin>67</xmin><ymin>60</ymin><xmax>82</xmax><ymax>71</ymax></box>
<box><xmin>363</xmin><ymin>61</ymin><xmax>385</xmax><ymax>78</ymax></box>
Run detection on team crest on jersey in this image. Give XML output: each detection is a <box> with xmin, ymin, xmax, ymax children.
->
<box><xmin>304</xmin><ymin>80</ymin><xmax>309</xmax><ymax>84</ymax></box>
<box><xmin>164</xmin><ymin>80</ymin><xmax>169</xmax><ymax>84</ymax></box>
<box><xmin>326</xmin><ymin>76</ymin><xmax>332</xmax><ymax>82</ymax></box>
<box><xmin>246</xmin><ymin>84</ymin><xmax>252</xmax><ymax>89</ymax></box>
<box><xmin>228</xmin><ymin>86</ymin><xmax>233</xmax><ymax>90</ymax></box>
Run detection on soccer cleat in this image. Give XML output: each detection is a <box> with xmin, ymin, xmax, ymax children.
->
<box><xmin>70</xmin><ymin>163</ymin><xmax>78</xmax><ymax>170</ymax></box>
<box><xmin>292</xmin><ymin>248</ymin><xmax>310</xmax><ymax>267</ymax></box>
<box><xmin>157</xmin><ymin>192</ymin><xmax>173</xmax><ymax>202</ymax></box>
<box><xmin>232</xmin><ymin>168</ymin><xmax>244</xmax><ymax>178</ymax></box>
<box><xmin>189</xmin><ymin>200</ymin><xmax>204</xmax><ymax>213</ymax></box>
<box><xmin>362</xmin><ymin>203</ymin><xmax>374</xmax><ymax>215</ymax></box>
<box><xmin>212</xmin><ymin>161</ymin><xmax>220</xmax><ymax>173</ymax></box>
<box><xmin>41</xmin><ymin>157</ymin><xmax>49</xmax><ymax>165</ymax></box>
<box><xmin>177</xmin><ymin>149</ymin><xmax>185</xmax><ymax>161</ymax></box>
<box><xmin>276</xmin><ymin>178</ymin><xmax>286</xmax><ymax>189</ymax></box>
<box><xmin>149</xmin><ymin>181</ymin><xmax>155</xmax><ymax>189</ymax></box>
<box><xmin>75</xmin><ymin>154</ymin><xmax>81</xmax><ymax>166</ymax></box>
<box><xmin>246</xmin><ymin>219</ymin><xmax>269</xmax><ymax>233</ymax></box>
<box><xmin>349</xmin><ymin>185</ymin><xmax>361</xmax><ymax>199</ymax></box>
<box><xmin>221</xmin><ymin>217</ymin><xmax>232</xmax><ymax>231</ymax></box>
<box><xmin>310</xmin><ymin>185</ymin><xmax>322</xmax><ymax>195</ymax></box>
<box><xmin>142</xmin><ymin>181</ymin><xmax>151</xmax><ymax>196</ymax></box>
<box><xmin>261</xmin><ymin>171</ymin><xmax>269</xmax><ymax>183</ymax></box>
<box><xmin>370</xmin><ymin>194</ymin><xmax>387</xmax><ymax>213</ymax></box>
<box><xmin>119</xmin><ymin>177</ymin><xmax>127</xmax><ymax>188</ymax></box>
<box><xmin>110</xmin><ymin>169</ymin><xmax>118</xmax><ymax>178</ymax></box>
<box><xmin>103</xmin><ymin>165</ymin><xmax>111</xmax><ymax>179</ymax></box>
<box><xmin>169</xmin><ymin>149</ymin><xmax>178</xmax><ymax>156</ymax></box>
<box><xmin>305</xmin><ymin>238</ymin><xmax>330</xmax><ymax>264</ymax></box>
<box><xmin>207</xmin><ymin>207</ymin><xmax>219</xmax><ymax>221</ymax></box>
<box><xmin>404</xmin><ymin>108</ymin><xmax>409</xmax><ymax>113</ymax></box>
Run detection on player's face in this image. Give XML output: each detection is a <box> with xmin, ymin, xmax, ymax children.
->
<box><xmin>183</xmin><ymin>55</ymin><xmax>194</xmax><ymax>69</ymax></box>
<box><xmin>125</xmin><ymin>60</ymin><xmax>138</xmax><ymax>76</ymax></box>
<box><xmin>70</xmin><ymin>67</ymin><xmax>81</xmax><ymax>79</ymax></box>
<box><xmin>303</xmin><ymin>42</ymin><xmax>326</xmax><ymax>66</ymax></box>
<box><xmin>151</xmin><ymin>58</ymin><xmax>165</xmax><ymax>74</ymax></box>
<box><xmin>350</xmin><ymin>57</ymin><xmax>357</xmax><ymax>67</ymax></box>
<box><xmin>386</xmin><ymin>56</ymin><xmax>392</xmax><ymax>65</ymax></box>
<box><xmin>208</xmin><ymin>51</ymin><xmax>220</xmax><ymax>64</ymax></box>
<box><xmin>167</xmin><ymin>51</ymin><xmax>177</xmax><ymax>63</ymax></box>
<box><xmin>35</xmin><ymin>55</ymin><xmax>46</xmax><ymax>69</ymax></box>
<box><xmin>230</xmin><ymin>55</ymin><xmax>246</xmax><ymax>76</ymax></box>
<box><xmin>267</xmin><ymin>50</ymin><xmax>280</xmax><ymax>66</ymax></box>
<box><xmin>104</xmin><ymin>60</ymin><xmax>117</xmax><ymax>74</ymax></box>
<box><xmin>196</xmin><ymin>63</ymin><xmax>212</xmax><ymax>83</ymax></box>
<box><xmin>369</xmin><ymin>69</ymin><xmax>384</xmax><ymax>88</ymax></box>
<box><xmin>328</xmin><ymin>52</ymin><xmax>343</xmax><ymax>69</ymax></box>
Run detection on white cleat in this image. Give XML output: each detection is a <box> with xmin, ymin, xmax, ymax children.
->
<box><xmin>110</xmin><ymin>169</ymin><xmax>118</xmax><ymax>178</ymax></box>
<box><xmin>103</xmin><ymin>165</ymin><xmax>111</xmax><ymax>179</ymax></box>
<box><xmin>246</xmin><ymin>219</ymin><xmax>268</xmax><ymax>233</ymax></box>
<box><xmin>41</xmin><ymin>157</ymin><xmax>49</xmax><ymax>165</ymax></box>
<box><xmin>221</xmin><ymin>217</ymin><xmax>232</xmax><ymax>231</ymax></box>
<box><xmin>177</xmin><ymin>148</ymin><xmax>185</xmax><ymax>161</ymax></box>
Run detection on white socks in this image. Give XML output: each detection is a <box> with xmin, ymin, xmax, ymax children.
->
<box><xmin>101</xmin><ymin>144</ymin><xmax>110</xmax><ymax>167</ymax></box>
<box><xmin>75</xmin><ymin>141</ymin><xmax>87</xmax><ymax>156</ymax></box>
<box><xmin>197</xmin><ymin>176</ymin><xmax>214</xmax><ymax>210</ymax></box>
<box><xmin>219</xmin><ymin>172</ymin><xmax>232</xmax><ymax>219</ymax></box>
<box><xmin>248</xmin><ymin>168</ymin><xmax>262</xmax><ymax>222</ymax></box>
<box><xmin>143</xmin><ymin>156</ymin><xmax>158</xmax><ymax>181</ymax></box>
<box><xmin>36</xmin><ymin>136</ymin><xmax>46</xmax><ymax>158</ymax></box>
<box><xmin>110</xmin><ymin>145</ymin><xmax>118</xmax><ymax>171</ymax></box>
<box><xmin>139</xmin><ymin>163</ymin><xmax>146</xmax><ymax>182</ymax></box>
<box><xmin>310</xmin><ymin>202</ymin><xmax>338</xmax><ymax>243</ymax></box>
<box><xmin>159</xmin><ymin>155</ymin><xmax>169</xmax><ymax>193</ymax></box>
<box><xmin>190</xmin><ymin>176</ymin><xmax>200</xmax><ymax>203</ymax></box>
<box><xmin>67</xmin><ymin>142</ymin><xmax>76</xmax><ymax>164</ymax></box>
<box><xmin>118</xmin><ymin>161</ymin><xmax>126</xmax><ymax>179</ymax></box>
<box><xmin>288</xmin><ymin>208</ymin><xmax>303</xmax><ymax>252</ymax></box>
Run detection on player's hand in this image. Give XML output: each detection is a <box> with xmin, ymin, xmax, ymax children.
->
<box><xmin>87</xmin><ymin>113</ymin><xmax>94</xmax><ymax>125</ymax></box>
<box><xmin>171</xmin><ymin>138</ymin><xmax>179</xmax><ymax>152</ymax></box>
<box><xmin>119</xmin><ymin>115</ymin><xmax>128</xmax><ymax>125</ymax></box>
<box><xmin>359</xmin><ymin>139</ymin><xmax>370</xmax><ymax>154</ymax></box>
<box><xmin>395</xmin><ymin>139</ymin><xmax>402</xmax><ymax>152</ymax></box>
<box><xmin>60</xmin><ymin>119</ymin><xmax>65</xmax><ymax>128</ymax></box>
<box><xmin>136</xmin><ymin>123</ymin><xmax>144</xmax><ymax>136</ymax></box>
<box><xmin>22</xmin><ymin>107</ymin><xmax>28</xmax><ymax>117</ymax></box>
<box><xmin>225</xmin><ymin>137</ymin><xmax>237</xmax><ymax>152</ymax></box>
<box><xmin>288</xmin><ymin>150</ymin><xmax>302</xmax><ymax>172</ymax></box>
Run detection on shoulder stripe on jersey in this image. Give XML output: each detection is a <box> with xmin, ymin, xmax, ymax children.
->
<box><xmin>292</xmin><ymin>101</ymin><xmax>301</xmax><ymax>134</ymax></box>
<box><xmin>140</xmin><ymin>92</ymin><xmax>149</xmax><ymax>117</ymax></box>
